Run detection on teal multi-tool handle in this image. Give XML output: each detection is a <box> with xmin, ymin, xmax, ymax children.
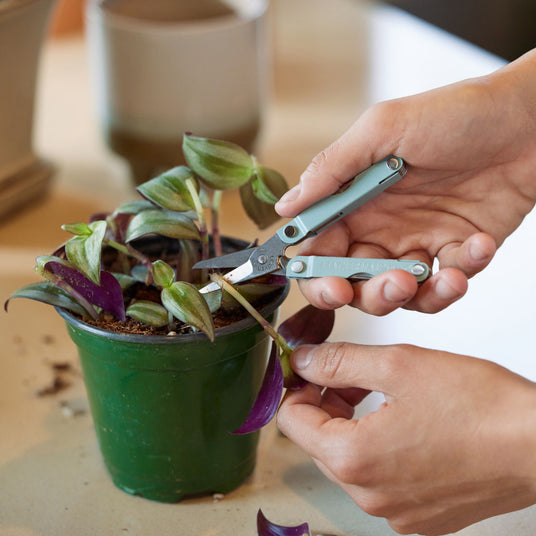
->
<box><xmin>276</xmin><ymin>156</ymin><xmax>406</xmax><ymax>245</ymax></box>
<box><xmin>286</xmin><ymin>256</ymin><xmax>430</xmax><ymax>282</ymax></box>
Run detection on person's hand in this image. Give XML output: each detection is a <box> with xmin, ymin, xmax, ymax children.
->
<box><xmin>275</xmin><ymin>50</ymin><xmax>536</xmax><ymax>315</ymax></box>
<box><xmin>277</xmin><ymin>342</ymin><xmax>536</xmax><ymax>535</ymax></box>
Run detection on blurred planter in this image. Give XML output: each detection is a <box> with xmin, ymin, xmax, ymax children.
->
<box><xmin>0</xmin><ymin>0</ymin><xmax>56</xmax><ymax>220</ymax></box>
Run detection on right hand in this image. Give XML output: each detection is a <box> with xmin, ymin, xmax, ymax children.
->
<box><xmin>275</xmin><ymin>49</ymin><xmax>536</xmax><ymax>315</ymax></box>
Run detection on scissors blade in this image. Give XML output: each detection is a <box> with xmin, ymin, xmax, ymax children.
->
<box><xmin>193</xmin><ymin>247</ymin><xmax>254</xmax><ymax>270</ymax></box>
<box><xmin>196</xmin><ymin>234</ymin><xmax>288</xmax><ymax>293</ymax></box>
<box><xmin>198</xmin><ymin>261</ymin><xmax>255</xmax><ymax>294</ymax></box>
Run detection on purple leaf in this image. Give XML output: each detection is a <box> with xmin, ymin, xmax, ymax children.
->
<box><xmin>232</xmin><ymin>344</ymin><xmax>283</xmax><ymax>435</ymax></box>
<box><xmin>257</xmin><ymin>510</ymin><xmax>310</xmax><ymax>536</ymax></box>
<box><xmin>278</xmin><ymin>305</ymin><xmax>335</xmax><ymax>348</ymax></box>
<box><xmin>47</xmin><ymin>261</ymin><xmax>126</xmax><ymax>321</ymax></box>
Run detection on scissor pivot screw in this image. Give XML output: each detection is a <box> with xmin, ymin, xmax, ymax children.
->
<box><xmin>387</xmin><ymin>157</ymin><xmax>400</xmax><ymax>170</ymax></box>
<box><xmin>257</xmin><ymin>254</ymin><xmax>268</xmax><ymax>265</ymax></box>
<box><xmin>290</xmin><ymin>260</ymin><xmax>306</xmax><ymax>273</ymax></box>
<box><xmin>410</xmin><ymin>264</ymin><xmax>426</xmax><ymax>276</ymax></box>
<box><xmin>284</xmin><ymin>225</ymin><xmax>298</xmax><ymax>238</ymax></box>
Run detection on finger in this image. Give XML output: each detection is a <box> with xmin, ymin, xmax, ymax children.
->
<box><xmin>298</xmin><ymin>276</ymin><xmax>355</xmax><ymax>309</ymax></box>
<box><xmin>275</xmin><ymin>106</ymin><xmax>400</xmax><ymax>217</ymax></box>
<box><xmin>298</xmin><ymin>241</ymin><xmax>421</xmax><ymax>312</ymax></box>
<box><xmin>320</xmin><ymin>386</ymin><xmax>371</xmax><ymax>419</ymax></box>
<box><xmin>437</xmin><ymin>232</ymin><xmax>496</xmax><ymax>277</ymax></box>
<box><xmin>290</xmin><ymin>342</ymin><xmax>403</xmax><ymax>394</ymax></box>
<box><xmin>277</xmin><ymin>383</ymin><xmax>363</xmax><ymax>463</ymax></box>
<box><xmin>404</xmin><ymin>267</ymin><xmax>468</xmax><ymax>313</ymax></box>
<box><xmin>349</xmin><ymin>270</ymin><xmax>419</xmax><ymax>316</ymax></box>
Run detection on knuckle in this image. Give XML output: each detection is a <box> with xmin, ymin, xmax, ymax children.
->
<box><xmin>307</xmin><ymin>149</ymin><xmax>330</xmax><ymax>175</ymax></box>
<box><xmin>358</xmin><ymin>493</ymin><xmax>394</xmax><ymax>519</ymax></box>
<box><xmin>377</xmin><ymin>343</ymin><xmax>414</xmax><ymax>378</ymax></box>
<box><xmin>388</xmin><ymin>516</ymin><xmax>424</xmax><ymax>535</ymax></box>
<box><xmin>325</xmin><ymin>424</ymin><xmax>377</xmax><ymax>485</ymax></box>
<box><xmin>316</xmin><ymin>342</ymin><xmax>353</xmax><ymax>381</ymax></box>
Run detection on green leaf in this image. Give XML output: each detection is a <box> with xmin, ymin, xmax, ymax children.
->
<box><xmin>34</xmin><ymin>255</ymin><xmax>73</xmax><ymax>276</ymax></box>
<box><xmin>126</xmin><ymin>301</ymin><xmax>169</xmax><ymax>327</ymax></box>
<box><xmin>125</xmin><ymin>209</ymin><xmax>200</xmax><ymax>242</ymax></box>
<box><xmin>137</xmin><ymin>166</ymin><xmax>200</xmax><ymax>212</ymax></box>
<box><xmin>111</xmin><ymin>272</ymin><xmax>137</xmax><ymax>291</ymax></box>
<box><xmin>152</xmin><ymin>260</ymin><xmax>175</xmax><ymax>288</ymax></box>
<box><xmin>161</xmin><ymin>282</ymin><xmax>215</xmax><ymax>341</ymax></box>
<box><xmin>201</xmin><ymin>288</ymin><xmax>222</xmax><ymax>313</ymax></box>
<box><xmin>239</xmin><ymin>180</ymin><xmax>285</xmax><ymax>230</ymax></box>
<box><xmin>61</xmin><ymin>222</ymin><xmax>92</xmax><ymax>235</ymax></box>
<box><xmin>130</xmin><ymin>264</ymin><xmax>148</xmax><ymax>283</ymax></box>
<box><xmin>251</xmin><ymin>166</ymin><xmax>289</xmax><ymax>204</ymax></box>
<box><xmin>4</xmin><ymin>281</ymin><xmax>88</xmax><ymax>317</ymax></box>
<box><xmin>114</xmin><ymin>199</ymin><xmax>155</xmax><ymax>215</ymax></box>
<box><xmin>182</xmin><ymin>134</ymin><xmax>254</xmax><ymax>190</ymax></box>
<box><xmin>65</xmin><ymin>220</ymin><xmax>107</xmax><ymax>285</ymax></box>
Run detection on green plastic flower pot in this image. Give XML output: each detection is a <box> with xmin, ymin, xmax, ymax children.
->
<box><xmin>57</xmin><ymin>282</ymin><xmax>288</xmax><ymax>503</ymax></box>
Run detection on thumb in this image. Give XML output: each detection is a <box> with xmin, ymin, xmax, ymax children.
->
<box><xmin>291</xmin><ymin>342</ymin><xmax>403</xmax><ymax>394</ymax></box>
<box><xmin>275</xmin><ymin>102</ymin><xmax>404</xmax><ymax>217</ymax></box>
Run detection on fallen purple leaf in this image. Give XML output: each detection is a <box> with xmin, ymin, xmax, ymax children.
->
<box><xmin>257</xmin><ymin>509</ymin><xmax>310</xmax><ymax>536</ymax></box>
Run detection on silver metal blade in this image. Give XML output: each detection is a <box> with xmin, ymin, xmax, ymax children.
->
<box><xmin>193</xmin><ymin>248</ymin><xmax>254</xmax><ymax>270</ymax></box>
<box><xmin>198</xmin><ymin>261</ymin><xmax>255</xmax><ymax>294</ymax></box>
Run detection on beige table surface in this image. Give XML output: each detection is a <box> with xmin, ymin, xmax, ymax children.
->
<box><xmin>2</xmin><ymin>1</ymin><xmax>536</xmax><ymax>535</ymax></box>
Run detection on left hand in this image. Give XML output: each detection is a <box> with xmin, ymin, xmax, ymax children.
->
<box><xmin>277</xmin><ymin>342</ymin><xmax>536</xmax><ymax>535</ymax></box>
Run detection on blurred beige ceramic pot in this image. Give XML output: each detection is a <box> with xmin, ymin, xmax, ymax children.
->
<box><xmin>0</xmin><ymin>0</ymin><xmax>56</xmax><ymax>220</ymax></box>
<box><xmin>86</xmin><ymin>0</ymin><xmax>269</xmax><ymax>185</ymax></box>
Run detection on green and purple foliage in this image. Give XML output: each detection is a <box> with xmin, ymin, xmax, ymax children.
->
<box><xmin>6</xmin><ymin>134</ymin><xmax>289</xmax><ymax>342</ymax></box>
<box><xmin>6</xmin><ymin>133</ymin><xmax>336</xmax><ymax>434</ymax></box>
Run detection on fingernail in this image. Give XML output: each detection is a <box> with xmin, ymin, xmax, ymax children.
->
<box><xmin>435</xmin><ymin>277</ymin><xmax>460</xmax><ymax>300</ymax></box>
<box><xmin>291</xmin><ymin>345</ymin><xmax>314</xmax><ymax>370</ymax></box>
<box><xmin>277</xmin><ymin>184</ymin><xmax>301</xmax><ymax>206</ymax></box>
<box><xmin>383</xmin><ymin>279</ymin><xmax>409</xmax><ymax>302</ymax></box>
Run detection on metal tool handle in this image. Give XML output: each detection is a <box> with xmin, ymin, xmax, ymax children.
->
<box><xmin>276</xmin><ymin>156</ymin><xmax>406</xmax><ymax>246</ymax></box>
<box><xmin>286</xmin><ymin>256</ymin><xmax>430</xmax><ymax>282</ymax></box>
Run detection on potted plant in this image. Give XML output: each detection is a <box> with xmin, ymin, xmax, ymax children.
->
<box><xmin>5</xmin><ymin>133</ymin><xmax>335</xmax><ymax>503</ymax></box>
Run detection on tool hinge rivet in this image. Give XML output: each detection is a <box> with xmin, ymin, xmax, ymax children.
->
<box><xmin>411</xmin><ymin>264</ymin><xmax>426</xmax><ymax>275</ymax></box>
<box><xmin>290</xmin><ymin>260</ymin><xmax>306</xmax><ymax>273</ymax></box>
<box><xmin>387</xmin><ymin>157</ymin><xmax>400</xmax><ymax>170</ymax></box>
<box><xmin>284</xmin><ymin>225</ymin><xmax>298</xmax><ymax>238</ymax></box>
<box><xmin>257</xmin><ymin>254</ymin><xmax>268</xmax><ymax>265</ymax></box>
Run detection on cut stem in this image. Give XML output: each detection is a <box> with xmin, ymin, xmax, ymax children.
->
<box><xmin>210</xmin><ymin>273</ymin><xmax>292</xmax><ymax>354</ymax></box>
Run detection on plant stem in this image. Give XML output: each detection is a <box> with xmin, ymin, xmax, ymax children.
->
<box><xmin>210</xmin><ymin>273</ymin><xmax>292</xmax><ymax>354</ymax></box>
<box><xmin>104</xmin><ymin>238</ymin><xmax>154</xmax><ymax>284</ymax></box>
<box><xmin>211</xmin><ymin>190</ymin><xmax>223</xmax><ymax>257</ymax></box>
<box><xmin>186</xmin><ymin>178</ymin><xmax>209</xmax><ymax>260</ymax></box>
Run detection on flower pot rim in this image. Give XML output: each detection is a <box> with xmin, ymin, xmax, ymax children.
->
<box><xmin>55</xmin><ymin>281</ymin><xmax>289</xmax><ymax>343</ymax></box>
